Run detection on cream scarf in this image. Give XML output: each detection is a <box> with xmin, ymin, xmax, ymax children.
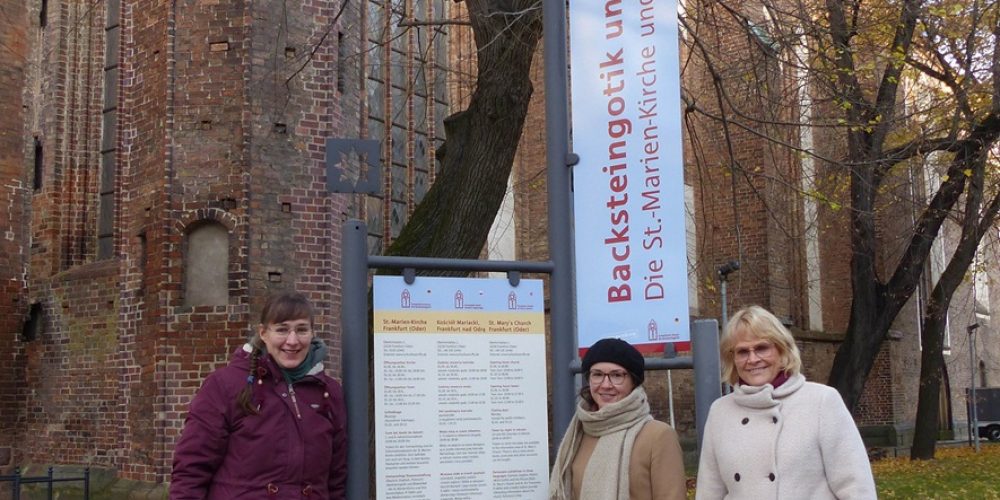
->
<box><xmin>549</xmin><ymin>386</ymin><xmax>652</xmax><ymax>500</ymax></box>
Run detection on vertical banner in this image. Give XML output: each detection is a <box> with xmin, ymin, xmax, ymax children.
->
<box><xmin>373</xmin><ymin>276</ymin><xmax>549</xmax><ymax>500</ymax></box>
<box><xmin>570</xmin><ymin>0</ymin><xmax>689</xmax><ymax>352</ymax></box>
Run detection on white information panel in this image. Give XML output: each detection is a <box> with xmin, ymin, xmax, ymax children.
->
<box><xmin>569</xmin><ymin>0</ymin><xmax>690</xmax><ymax>352</ymax></box>
<box><xmin>373</xmin><ymin>276</ymin><xmax>549</xmax><ymax>500</ymax></box>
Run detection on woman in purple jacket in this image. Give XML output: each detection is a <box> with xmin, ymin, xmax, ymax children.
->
<box><xmin>171</xmin><ymin>292</ymin><xmax>347</xmax><ymax>499</ymax></box>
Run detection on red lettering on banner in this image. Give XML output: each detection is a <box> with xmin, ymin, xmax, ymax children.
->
<box><xmin>608</xmin><ymin>284</ymin><xmax>631</xmax><ymax>303</ymax></box>
<box><xmin>601</xmin><ymin>11</ymin><xmax>632</xmax><ymax>305</ymax></box>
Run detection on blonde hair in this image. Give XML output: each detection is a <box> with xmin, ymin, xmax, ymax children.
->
<box><xmin>720</xmin><ymin>305</ymin><xmax>802</xmax><ymax>385</ymax></box>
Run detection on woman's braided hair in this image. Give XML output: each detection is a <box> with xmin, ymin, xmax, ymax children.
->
<box><xmin>236</xmin><ymin>292</ymin><xmax>315</xmax><ymax>415</ymax></box>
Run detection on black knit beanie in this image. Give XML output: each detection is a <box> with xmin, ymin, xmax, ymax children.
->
<box><xmin>581</xmin><ymin>338</ymin><xmax>645</xmax><ymax>386</ymax></box>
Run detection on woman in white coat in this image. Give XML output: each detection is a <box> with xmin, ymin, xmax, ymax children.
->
<box><xmin>695</xmin><ymin>305</ymin><xmax>877</xmax><ymax>499</ymax></box>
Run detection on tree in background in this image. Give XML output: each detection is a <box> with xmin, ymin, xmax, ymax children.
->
<box><xmin>384</xmin><ymin>0</ymin><xmax>999</xmax><ymax>460</ymax></box>
<box><xmin>385</xmin><ymin>1</ymin><xmax>541</xmax><ymax>267</ymax></box>
<box><xmin>680</xmin><ymin>0</ymin><xmax>1000</xmax><ymax>459</ymax></box>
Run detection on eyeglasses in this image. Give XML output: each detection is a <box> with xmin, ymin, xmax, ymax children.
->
<box><xmin>268</xmin><ymin>325</ymin><xmax>313</xmax><ymax>338</ymax></box>
<box><xmin>733</xmin><ymin>343</ymin><xmax>775</xmax><ymax>362</ymax></box>
<box><xmin>588</xmin><ymin>370</ymin><xmax>630</xmax><ymax>386</ymax></box>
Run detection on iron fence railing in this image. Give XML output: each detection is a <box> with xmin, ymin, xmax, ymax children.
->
<box><xmin>0</xmin><ymin>467</ymin><xmax>90</xmax><ymax>500</ymax></box>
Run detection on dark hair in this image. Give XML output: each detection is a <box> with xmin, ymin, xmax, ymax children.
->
<box><xmin>237</xmin><ymin>292</ymin><xmax>316</xmax><ymax>415</ymax></box>
<box><xmin>259</xmin><ymin>291</ymin><xmax>315</xmax><ymax>327</ymax></box>
<box><xmin>580</xmin><ymin>384</ymin><xmax>596</xmax><ymax>409</ymax></box>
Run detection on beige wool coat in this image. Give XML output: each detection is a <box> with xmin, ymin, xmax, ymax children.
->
<box><xmin>695</xmin><ymin>374</ymin><xmax>876</xmax><ymax>499</ymax></box>
<box><xmin>570</xmin><ymin>419</ymin><xmax>687</xmax><ymax>500</ymax></box>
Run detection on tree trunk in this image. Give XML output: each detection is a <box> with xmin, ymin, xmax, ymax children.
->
<box><xmin>911</xmin><ymin>143</ymin><xmax>1000</xmax><ymax>458</ymax></box>
<box><xmin>911</xmin><ymin>306</ymin><xmax>948</xmax><ymax>459</ymax></box>
<box><xmin>827</xmin><ymin>149</ymin><xmax>893</xmax><ymax>411</ymax></box>
<box><xmin>828</xmin><ymin>307</ymin><xmax>891</xmax><ymax>411</ymax></box>
<box><xmin>385</xmin><ymin>1</ymin><xmax>542</xmax><ymax>270</ymax></box>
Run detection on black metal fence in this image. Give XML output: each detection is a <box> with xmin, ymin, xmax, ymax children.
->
<box><xmin>0</xmin><ymin>467</ymin><xmax>90</xmax><ymax>500</ymax></box>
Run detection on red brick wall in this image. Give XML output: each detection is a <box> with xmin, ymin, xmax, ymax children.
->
<box><xmin>809</xmin><ymin>109</ymin><xmax>853</xmax><ymax>334</ymax></box>
<box><xmin>0</xmin><ymin>0</ymin><xmax>30</xmax><ymax>469</ymax></box>
<box><xmin>11</xmin><ymin>0</ymin><xmax>114</xmax><ymax>471</ymax></box>
<box><xmin>115</xmin><ymin>0</ymin><xmax>171</xmax><ymax>481</ymax></box>
<box><xmin>246</xmin><ymin>0</ymin><xmax>354</xmax><ymax>353</ymax></box>
<box><xmin>512</xmin><ymin>49</ymin><xmax>548</xmax><ymax>268</ymax></box>
<box><xmin>679</xmin><ymin>5</ymin><xmax>806</xmax><ymax>320</ymax></box>
<box><xmin>7</xmin><ymin>0</ymin><xmax>362</xmax><ymax>484</ymax></box>
<box><xmin>856</xmin><ymin>346</ymin><xmax>895</xmax><ymax>425</ymax></box>
<box><xmin>4</xmin><ymin>0</ymin><xmax>927</xmax><ymax>485</ymax></box>
<box><xmin>155</xmin><ymin>1</ymin><xmax>253</xmax><ymax>480</ymax></box>
<box><xmin>16</xmin><ymin>262</ymin><xmax>120</xmax><ymax>466</ymax></box>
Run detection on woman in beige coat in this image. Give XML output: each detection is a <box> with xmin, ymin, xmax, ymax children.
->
<box><xmin>695</xmin><ymin>305</ymin><xmax>876</xmax><ymax>499</ymax></box>
<box><xmin>550</xmin><ymin>338</ymin><xmax>687</xmax><ymax>500</ymax></box>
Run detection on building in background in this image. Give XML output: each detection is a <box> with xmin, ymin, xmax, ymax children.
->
<box><xmin>1</xmin><ymin>0</ymin><xmax>998</xmax><ymax>491</ymax></box>
<box><xmin>0</xmin><ymin>0</ymin><xmax>464</xmax><ymax>486</ymax></box>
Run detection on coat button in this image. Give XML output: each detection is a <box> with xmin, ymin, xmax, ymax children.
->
<box><xmin>741</xmin><ymin>417</ymin><xmax>749</xmax><ymax>425</ymax></box>
<box><xmin>734</xmin><ymin>473</ymin><xmax>741</xmax><ymax>481</ymax></box>
<box><xmin>282</xmin><ymin>393</ymin><xmax>288</xmax><ymax>397</ymax></box>
<box><xmin>772</xmin><ymin>416</ymin><xmax>778</xmax><ymax>423</ymax></box>
<box><xmin>267</xmin><ymin>483</ymin><xmax>279</xmax><ymax>494</ymax></box>
<box><xmin>302</xmin><ymin>484</ymin><xmax>314</xmax><ymax>496</ymax></box>
<box><xmin>769</xmin><ymin>473</ymin><xmax>776</xmax><ymax>481</ymax></box>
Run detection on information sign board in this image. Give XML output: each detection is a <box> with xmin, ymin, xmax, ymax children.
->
<box><xmin>373</xmin><ymin>276</ymin><xmax>549</xmax><ymax>500</ymax></box>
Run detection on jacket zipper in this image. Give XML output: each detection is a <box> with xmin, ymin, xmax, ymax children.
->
<box><xmin>288</xmin><ymin>383</ymin><xmax>302</xmax><ymax>419</ymax></box>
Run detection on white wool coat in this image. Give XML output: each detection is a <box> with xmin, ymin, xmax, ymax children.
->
<box><xmin>695</xmin><ymin>374</ymin><xmax>876</xmax><ymax>500</ymax></box>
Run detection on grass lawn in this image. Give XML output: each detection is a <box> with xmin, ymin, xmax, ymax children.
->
<box><xmin>874</xmin><ymin>442</ymin><xmax>1000</xmax><ymax>499</ymax></box>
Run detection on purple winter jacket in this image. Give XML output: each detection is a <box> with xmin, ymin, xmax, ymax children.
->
<box><xmin>171</xmin><ymin>346</ymin><xmax>347</xmax><ymax>499</ymax></box>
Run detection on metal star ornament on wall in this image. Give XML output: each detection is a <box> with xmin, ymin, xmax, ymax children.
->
<box><xmin>325</xmin><ymin>138</ymin><xmax>381</xmax><ymax>194</ymax></box>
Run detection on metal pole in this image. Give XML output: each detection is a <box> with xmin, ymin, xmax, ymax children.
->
<box><xmin>342</xmin><ymin>220</ymin><xmax>370</xmax><ymax>500</ymax></box>
<box><xmin>667</xmin><ymin>370</ymin><xmax>675</xmax><ymax>428</ymax></box>
<box><xmin>720</xmin><ymin>279</ymin><xmax>728</xmax><ymax>330</ymax></box>
<box><xmin>692</xmin><ymin>319</ymin><xmax>722</xmax><ymax>449</ymax></box>
<box><xmin>719</xmin><ymin>280</ymin><xmax>730</xmax><ymax>397</ymax></box>
<box><xmin>543</xmin><ymin>0</ymin><xmax>577</xmax><ymax>457</ymax></box>
<box><xmin>969</xmin><ymin>324</ymin><xmax>979</xmax><ymax>452</ymax></box>
<box><xmin>368</xmin><ymin>255</ymin><xmax>553</xmax><ymax>274</ymax></box>
<box><xmin>717</xmin><ymin>262</ymin><xmax>739</xmax><ymax>396</ymax></box>
<box><xmin>717</xmin><ymin>260</ymin><xmax>739</xmax><ymax>330</ymax></box>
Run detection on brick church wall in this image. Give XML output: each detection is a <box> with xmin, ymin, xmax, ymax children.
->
<box><xmin>5</xmin><ymin>0</ymin><xmax>368</xmax><ymax>483</ymax></box>
<box><xmin>9</xmin><ymin>0</ymin><xmax>969</xmax><ymax>485</ymax></box>
<box><xmin>154</xmin><ymin>0</ymin><xmax>254</xmax><ymax>480</ymax></box>
<box><xmin>16</xmin><ymin>263</ymin><xmax>120</xmax><ymax>466</ymax></box>
<box><xmin>679</xmin><ymin>8</ymin><xmax>800</xmax><ymax>323</ymax></box>
<box><xmin>0</xmin><ymin>0</ymin><xmax>30</xmax><ymax>469</ymax></box>
<box><xmin>8</xmin><ymin>0</ymin><xmax>121</xmax><ymax>471</ymax></box>
<box><xmin>115</xmin><ymin>0</ymin><xmax>172</xmax><ymax>481</ymax></box>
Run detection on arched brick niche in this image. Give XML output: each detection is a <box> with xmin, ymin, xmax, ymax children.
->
<box><xmin>176</xmin><ymin>209</ymin><xmax>239</xmax><ymax>307</ymax></box>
